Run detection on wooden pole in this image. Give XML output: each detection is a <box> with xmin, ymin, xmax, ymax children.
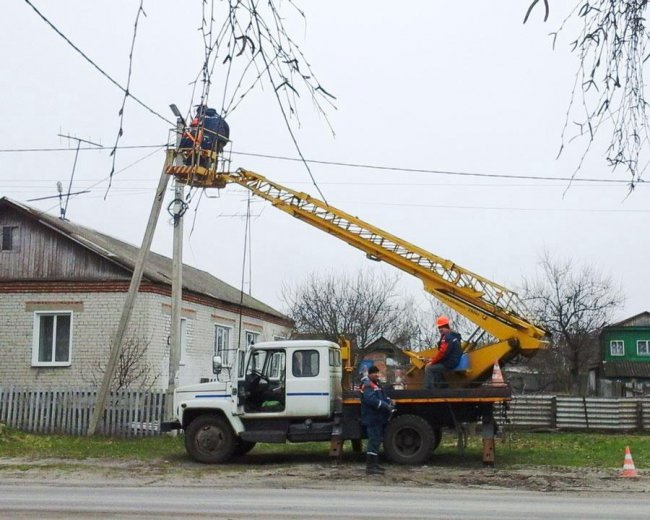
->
<box><xmin>87</xmin><ymin>154</ymin><xmax>172</xmax><ymax>436</ymax></box>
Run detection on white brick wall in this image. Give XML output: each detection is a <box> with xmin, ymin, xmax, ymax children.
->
<box><xmin>0</xmin><ymin>291</ymin><xmax>291</xmax><ymax>390</ymax></box>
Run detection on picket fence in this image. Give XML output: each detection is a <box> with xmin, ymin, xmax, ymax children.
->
<box><xmin>0</xmin><ymin>387</ymin><xmax>166</xmax><ymax>437</ymax></box>
<box><xmin>2</xmin><ymin>388</ymin><xmax>650</xmax><ymax>436</ymax></box>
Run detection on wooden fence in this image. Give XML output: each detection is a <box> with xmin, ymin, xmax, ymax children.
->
<box><xmin>0</xmin><ymin>387</ymin><xmax>166</xmax><ymax>437</ymax></box>
<box><xmin>2</xmin><ymin>388</ymin><xmax>650</xmax><ymax>436</ymax></box>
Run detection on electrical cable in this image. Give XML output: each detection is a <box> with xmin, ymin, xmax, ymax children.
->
<box><xmin>3</xmin><ymin>143</ymin><xmax>638</xmax><ymax>185</ymax></box>
<box><xmin>23</xmin><ymin>0</ymin><xmax>174</xmax><ymax>127</ymax></box>
<box><xmin>106</xmin><ymin>0</ymin><xmax>147</xmax><ymax>194</ymax></box>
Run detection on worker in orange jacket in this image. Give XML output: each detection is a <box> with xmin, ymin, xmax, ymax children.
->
<box><xmin>424</xmin><ymin>316</ymin><xmax>462</xmax><ymax>389</ymax></box>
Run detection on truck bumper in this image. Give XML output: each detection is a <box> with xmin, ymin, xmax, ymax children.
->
<box><xmin>160</xmin><ymin>420</ymin><xmax>182</xmax><ymax>432</ymax></box>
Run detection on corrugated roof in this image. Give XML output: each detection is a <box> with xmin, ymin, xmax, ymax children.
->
<box><xmin>607</xmin><ymin>311</ymin><xmax>650</xmax><ymax>328</ymax></box>
<box><xmin>1</xmin><ymin>197</ymin><xmax>290</xmax><ymax>322</ymax></box>
<box><xmin>602</xmin><ymin>360</ymin><xmax>650</xmax><ymax>378</ymax></box>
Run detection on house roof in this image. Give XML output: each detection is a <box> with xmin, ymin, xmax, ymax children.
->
<box><xmin>606</xmin><ymin>311</ymin><xmax>650</xmax><ymax>328</ymax></box>
<box><xmin>602</xmin><ymin>360</ymin><xmax>650</xmax><ymax>379</ymax></box>
<box><xmin>1</xmin><ymin>197</ymin><xmax>290</xmax><ymax>322</ymax></box>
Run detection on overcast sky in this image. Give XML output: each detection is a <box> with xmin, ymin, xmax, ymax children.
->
<box><xmin>1</xmin><ymin>1</ymin><xmax>647</xmax><ymax>321</ymax></box>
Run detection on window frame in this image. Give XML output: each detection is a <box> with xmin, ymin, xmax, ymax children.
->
<box><xmin>609</xmin><ymin>340</ymin><xmax>625</xmax><ymax>357</ymax></box>
<box><xmin>637</xmin><ymin>340</ymin><xmax>650</xmax><ymax>356</ymax></box>
<box><xmin>214</xmin><ymin>324</ymin><xmax>233</xmax><ymax>366</ymax></box>
<box><xmin>245</xmin><ymin>330</ymin><xmax>260</xmax><ymax>347</ymax></box>
<box><xmin>1</xmin><ymin>225</ymin><xmax>18</xmax><ymax>252</ymax></box>
<box><xmin>292</xmin><ymin>349</ymin><xmax>320</xmax><ymax>378</ymax></box>
<box><xmin>32</xmin><ymin>311</ymin><xmax>73</xmax><ymax>367</ymax></box>
<box><xmin>178</xmin><ymin>317</ymin><xmax>188</xmax><ymax>366</ymax></box>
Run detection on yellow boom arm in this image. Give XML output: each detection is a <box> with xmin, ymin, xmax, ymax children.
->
<box><xmin>165</xmin><ymin>156</ymin><xmax>548</xmax><ymax>382</ymax></box>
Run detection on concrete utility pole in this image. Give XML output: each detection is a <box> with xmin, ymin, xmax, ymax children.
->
<box><xmin>87</xmin><ymin>155</ymin><xmax>172</xmax><ymax>436</ymax></box>
<box><xmin>165</xmin><ymin>181</ymin><xmax>184</xmax><ymax>420</ymax></box>
<box><xmin>165</xmin><ymin>117</ymin><xmax>185</xmax><ymax>422</ymax></box>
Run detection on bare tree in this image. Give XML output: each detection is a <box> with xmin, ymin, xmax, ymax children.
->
<box><xmin>85</xmin><ymin>331</ymin><xmax>160</xmax><ymax>392</ymax></box>
<box><xmin>526</xmin><ymin>1</ymin><xmax>650</xmax><ymax>186</ymax></box>
<box><xmin>521</xmin><ymin>252</ymin><xmax>624</xmax><ymax>393</ymax></box>
<box><xmin>282</xmin><ymin>270</ymin><xmax>418</xmax><ymax>349</ymax></box>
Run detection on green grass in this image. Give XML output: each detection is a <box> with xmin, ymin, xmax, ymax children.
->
<box><xmin>0</xmin><ymin>426</ymin><xmax>183</xmax><ymax>460</ymax></box>
<box><xmin>0</xmin><ymin>425</ymin><xmax>647</xmax><ymax>469</ymax></box>
<box><xmin>435</xmin><ymin>431</ymin><xmax>649</xmax><ymax>469</ymax></box>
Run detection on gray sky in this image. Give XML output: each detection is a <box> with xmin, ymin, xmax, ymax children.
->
<box><xmin>1</xmin><ymin>1</ymin><xmax>647</xmax><ymax>321</ymax></box>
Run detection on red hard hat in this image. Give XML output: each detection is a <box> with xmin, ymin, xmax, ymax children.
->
<box><xmin>436</xmin><ymin>316</ymin><xmax>450</xmax><ymax>327</ymax></box>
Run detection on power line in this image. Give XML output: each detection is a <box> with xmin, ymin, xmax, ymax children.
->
<box><xmin>0</xmin><ymin>144</ymin><xmax>165</xmax><ymax>152</ymax></box>
<box><xmin>1</xmin><ymin>142</ymin><xmax>643</xmax><ymax>185</ymax></box>
<box><xmin>231</xmin><ymin>151</ymin><xmax>644</xmax><ymax>185</ymax></box>
<box><xmin>23</xmin><ymin>0</ymin><xmax>174</xmax><ymax>127</ymax></box>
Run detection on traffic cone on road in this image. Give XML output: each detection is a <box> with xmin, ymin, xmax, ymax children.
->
<box><xmin>490</xmin><ymin>361</ymin><xmax>506</xmax><ymax>386</ymax></box>
<box><xmin>620</xmin><ymin>446</ymin><xmax>639</xmax><ymax>478</ymax></box>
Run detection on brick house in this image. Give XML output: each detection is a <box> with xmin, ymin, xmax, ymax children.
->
<box><xmin>598</xmin><ymin>311</ymin><xmax>650</xmax><ymax>396</ymax></box>
<box><xmin>0</xmin><ymin>197</ymin><xmax>292</xmax><ymax>390</ymax></box>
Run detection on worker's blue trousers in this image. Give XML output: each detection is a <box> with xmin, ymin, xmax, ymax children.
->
<box><xmin>366</xmin><ymin>423</ymin><xmax>386</xmax><ymax>455</ymax></box>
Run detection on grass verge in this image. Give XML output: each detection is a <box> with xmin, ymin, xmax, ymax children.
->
<box><xmin>0</xmin><ymin>424</ymin><xmax>647</xmax><ymax>469</ymax></box>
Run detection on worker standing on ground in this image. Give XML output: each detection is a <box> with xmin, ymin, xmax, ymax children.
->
<box><xmin>424</xmin><ymin>316</ymin><xmax>463</xmax><ymax>389</ymax></box>
<box><xmin>360</xmin><ymin>365</ymin><xmax>394</xmax><ymax>475</ymax></box>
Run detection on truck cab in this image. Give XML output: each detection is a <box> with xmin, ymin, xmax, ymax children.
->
<box><xmin>171</xmin><ymin>340</ymin><xmax>343</xmax><ymax>463</ymax></box>
<box><xmin>235</xmin><ymin>340</ymin><xmax>342</xmax><ymax>417</ymax></box>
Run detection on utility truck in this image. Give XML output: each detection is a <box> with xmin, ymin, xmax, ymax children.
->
<box><xmin>162</xmin><ymin>147</ymin><xmax>548</xmax><ymax>466</ymax></box>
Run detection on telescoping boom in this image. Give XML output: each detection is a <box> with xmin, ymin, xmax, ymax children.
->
<box><xmin>165</xmin><ymin>151</ymin><xmax>548</xmax><ymax>383</ymax></box>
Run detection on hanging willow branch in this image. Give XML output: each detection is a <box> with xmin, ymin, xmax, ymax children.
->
<box><xmin>527</xmin><ymin>1</ymin><xmax>650</xmax><ymax>188</ymax></box>
<box><xmin>185</xmin><ymin>0</ymin><xmax>336</xmax><ymax>202</ymax></box>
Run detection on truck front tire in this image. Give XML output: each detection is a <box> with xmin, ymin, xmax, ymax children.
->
<box><xmin>384</xmin><ymin>414</ymin><xmax>434</xmax><ymax>465</ymax></box>
<box><xmin>184</xmin><ymin>415</ymin><xmax>237</xmax><ymax>464</ymax></box>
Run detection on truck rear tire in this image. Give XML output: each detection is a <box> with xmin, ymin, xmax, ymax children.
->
<box><xmin>184</xmin><ymin>415</ymin><xmax>237</xmax><ymax>464</ymax></box>
<box><xmin>384</xmin><ymin>414</ymin><xmax>433</xmax><ymax>465</ymax></box>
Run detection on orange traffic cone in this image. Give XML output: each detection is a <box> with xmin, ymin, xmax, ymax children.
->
<box><xmin>620</xmin><ymin>446</ymin><xmax>639</xmax><ymax>478</ymax></box>
<box><xmin>490</xmin><ymin>361</ymin><xmax>506</xmax><ymax>386</ymax></box>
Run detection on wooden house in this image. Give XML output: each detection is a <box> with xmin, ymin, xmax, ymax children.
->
<box><xmin>0</xmin><ymin>197</ymin><xmax>292</xmax><ymax>390</ymax></box>
<box><xmin>598</xmin><ymin>311</ymin><xmax>650</xmax><ymax>396</ymax></box>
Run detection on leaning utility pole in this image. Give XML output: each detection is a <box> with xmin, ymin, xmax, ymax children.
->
<box><xmin>87</xmin><ymin>155</ymin><xmax>172</xmax><ymax>436</ymax></box>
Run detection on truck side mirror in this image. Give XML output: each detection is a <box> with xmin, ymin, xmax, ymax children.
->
<box><xmin>212</xmin><ymin>355</ymin><xmax>223</xmax><ymax>374</ymax></box>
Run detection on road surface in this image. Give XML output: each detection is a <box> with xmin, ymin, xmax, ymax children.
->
<box><xmin>0</xmin><ymin>484</ymin><xmax>646</xmax><ymax>519</ymax></box>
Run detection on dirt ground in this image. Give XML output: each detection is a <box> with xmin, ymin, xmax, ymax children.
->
<box><xmin>0</xmin><ymin>452</ymin><xmax>647</xmax><ymax>494</ymax></box>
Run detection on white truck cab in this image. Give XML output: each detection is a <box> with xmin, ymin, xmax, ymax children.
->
<box><xmin>170</xmin><ymin>340</ymin><xmax>343</xmax><ymax>463</ymax></box>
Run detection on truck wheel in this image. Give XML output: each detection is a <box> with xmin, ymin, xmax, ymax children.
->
<box><xmin>234</xmin><ymin>440</ymin><xmax>256</xmax><ymax>457</ymax></box>
<box><xmin>384</xmin><ymin>414</ymin><xmax>433</xmax><ymax>465</ymax></box>
<box><xmin>184</xmin><ymin>415</ymin><xmax>237</xmax><ymax>464</ymax></box>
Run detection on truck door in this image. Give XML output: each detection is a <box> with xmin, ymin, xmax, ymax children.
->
<box><xmin>239</xmin><ymin>349</ymin><xmax>286</xmax><ymax>414</ymax></box>
<box><xmin>286</xmin><ymin>349</ymin><xmax>330</xmax><ymax>417</ymax></box>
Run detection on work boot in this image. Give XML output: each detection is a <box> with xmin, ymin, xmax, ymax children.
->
<box><xmin>366</xmin><ymin>453</ymin><xmax>385</xmax><ymax>475</ymax></box>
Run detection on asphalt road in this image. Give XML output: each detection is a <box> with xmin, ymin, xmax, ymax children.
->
<box><xmin>0</xmin><ymin>484</ymin><xmax>647</xmax><ymax>519</ymax></box>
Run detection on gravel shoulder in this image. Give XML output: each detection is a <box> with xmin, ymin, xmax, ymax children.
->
<box><xmin>0</xmin><ymin>454</ymin><xmax>647</xmax><ymax>494</ymax></box>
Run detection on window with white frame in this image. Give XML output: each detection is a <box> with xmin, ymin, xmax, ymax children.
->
<box><xmin>245</xmin><ymin>331</ymin><xmax>260</xmax><ymax>346</ymax></box>
<box><xmin>32</xmin><ymin>312</ymin><xmax>72</xmax><ymax>366</ymax></box>
<box><xmin>179</xmin><ymin>317</ymin><xmax>188</xmax><ymax>365</ymax></box>
<box><xmin>214</xmin><ymin>325</ymin><xmax>232</xmax><ymax>366</ymax></box>
<box><xmin>610</xmin><ymin>340</ymin><xmax>625</xmax><ymax>357</ymax></box>
<box><xmin>637</xmin><ymin>340</ymin><xmax>650</xmax><ymax>356</ymax></box>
